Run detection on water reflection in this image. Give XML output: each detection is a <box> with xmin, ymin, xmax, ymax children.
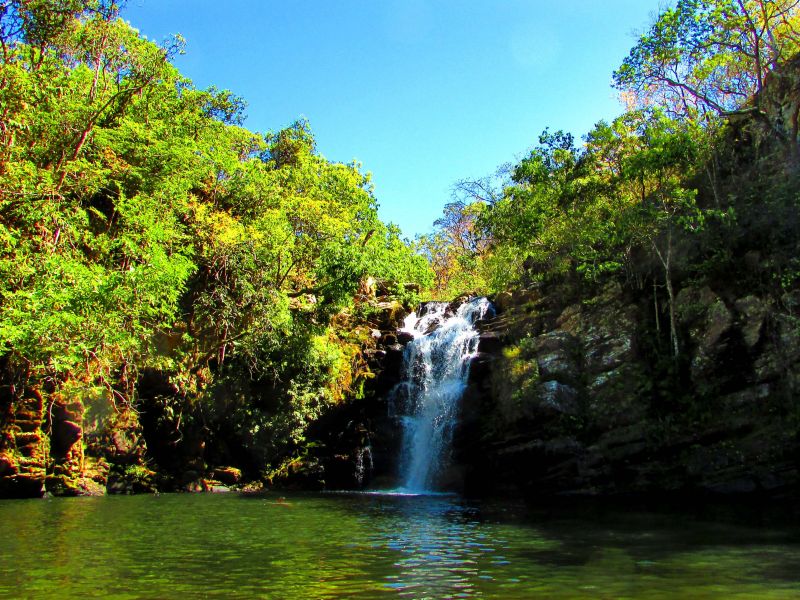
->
<box><xmin>336</xmin><ymin>493</ymin><xmax>800</xmax><ymax>599</ymax></box>
<box><xmin>1</xmin><ymin>493</ymin><xmax>800</xmax><ymax>599</ymax></box>
<box><xmin>369</xmin><ymin>498</ymin><xmax>492</xmax><ymax>597</ymax></box>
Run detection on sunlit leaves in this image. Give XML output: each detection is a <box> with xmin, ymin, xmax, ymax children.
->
<box><xmin>614</xmin><ymin>0</ymin><xmax>800</xmax><ymax>119</ymax></box>
<box><xmin>0</xmin><ymin>4</ymin><xmax>431</xmax><ymax>417</ymax></box>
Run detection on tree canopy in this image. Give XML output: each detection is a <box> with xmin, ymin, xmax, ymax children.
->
<box><xmin>0</xmin><ymin>0</ymin><xmax>432</xmax><ymax>468</ymax></box>
<box><xmin>430</xmin><ymin>0</ymin><xmax>799</xmax><ymax>354</ymax></box>
<box><xmin>613</xmin><ymin>0</ymin><xmax>800</xmax><ymax>119</ymax></box>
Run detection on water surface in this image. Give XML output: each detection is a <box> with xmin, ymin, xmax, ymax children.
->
<box><xmin>1</xmin><ymin>492</ymin><xmax>799</xmax><ymax>598</ymax></box>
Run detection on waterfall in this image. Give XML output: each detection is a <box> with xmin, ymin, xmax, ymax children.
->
<box><xmin>354</xmin><ymin>436</ymin><xmax>374</xmax><ymax>488</ymax></box>
<box><xmin>391</xmin><ymin>297</ymin><xmax>493</xmax><ymax>493</ymax></box>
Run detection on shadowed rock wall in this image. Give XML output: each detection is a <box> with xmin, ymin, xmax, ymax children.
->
<box><xmin>455</xmin><ymin>281</ymin><xmax>800</xmax><ymax>499</ymax></box>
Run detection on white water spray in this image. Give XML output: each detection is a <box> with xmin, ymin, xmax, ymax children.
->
<box><xmin>392</xmin><ymin>297</ymin><xmax>493</xmax><ymax>493</ymax></box>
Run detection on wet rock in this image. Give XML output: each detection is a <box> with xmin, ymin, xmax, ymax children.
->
<box><xmin>397</xmin><ymin>331</ymin><xmax>415</xmax><ymax>345</ymax></box>
<box><xmin>447</xmin><ymin>296</ymin><xmax>471</xmax><ymax>315</ymax></box>
<box><xmin>477</xmin><ymin>331</ymin><xmax>504</xmax><ymax>355</ymax></box>
<box><xmin>380</xmin><ymin>333</ymin><xmax>398</xmax><ymax>346</ymax></box>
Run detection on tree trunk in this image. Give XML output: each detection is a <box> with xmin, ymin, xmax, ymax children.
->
<box><xmin>653</xmin><ymin>228</ymin><xmax>679</xmax><ymax>359</ymax></box>
<box><xmin>653</xmin><ymin>279</ymin><xmax>661</xmax><ymax>334</ymax></box>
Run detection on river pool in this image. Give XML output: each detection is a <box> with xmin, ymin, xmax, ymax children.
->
<box><xmin>1</xmin><ymin>492</ymin><xmax>799</xmax><ymax>599</ymax></box>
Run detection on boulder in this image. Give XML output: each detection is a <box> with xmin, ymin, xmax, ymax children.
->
<box><xmin>375</xmin><ymin>301</ymin><xmax>408</xmax><ymax>330</ymax></box>
<box><xmin>477</xmin><ymin>331</ymin><xmax>504</xmax><ymax>355</ymax></box>
<box><xmin>212</xmin><ymin>466</ymin><xmax>242</xmax><ymax>485</ymax></box>
<box><xmin>735</xmin><ymin>295</ymin><xmax>768</xmax><ymax>349</ymax></box>
<box><xmin>397</xmin><ymin>331</ymin><xmax>415</xmax><ymax>345</ymax></box>
<box><xmin>380</xmin><ymin>333</ymin><xmax>398</xmax><ymax>346</ymax></box>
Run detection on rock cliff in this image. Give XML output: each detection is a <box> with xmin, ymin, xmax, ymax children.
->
<box><xmin>455</xmin><ymin>280</ymin><xmax>799</xmax><ymax>498</ymax></box>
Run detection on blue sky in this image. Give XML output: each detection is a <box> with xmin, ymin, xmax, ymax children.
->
<box><xmin>122</xmin><ymin>1</ymin><xmax>662</xmax><ymax>237</ymax></box>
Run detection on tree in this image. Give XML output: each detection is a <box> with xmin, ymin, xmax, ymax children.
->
<box><xmin>418</xmin><ymin>200</ymin><xmax>488</xmax><ymax>297</ymax></box>
<box><xmin>616</xmin><ymin>111</ymin><xmax>708</xmax><ymax>358</ymax></box>
<box><xmin>476</xmin><ymin>128</ymin><xmax>626</xmax><ymax>287</ymax></box>
<box><xmin>614</xmin><ymin>0</ymin><xmax>800</xmax><ymax>120</ymax></box>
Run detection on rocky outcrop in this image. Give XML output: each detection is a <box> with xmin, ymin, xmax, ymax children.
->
<box><xmin>2</xmin><ymin>273</ymin><xmax>795</xmax><ymax>499</ymax></box>
<box><xmin>457</xmin><ymin>280</ymin><xmax>800</xmax><ymax>499</ymax></box>
<box><xmin>0</xmin><ymin>378</ymin><xmax>169</xmax><ymax>497</ymax></box>
<box><xmin>0</xmin><ymin>389</ymin><xmax>47</xmax><ymax>497</ymax></box>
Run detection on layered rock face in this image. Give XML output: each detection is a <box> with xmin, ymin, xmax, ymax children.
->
<box><xmin>456</xmin><ymin>281</ymin><xmax>800</xmax><ymax>498</ymax></box>
<box><xmin>294</xmin><ymin>299</ymin><xmax>414</xmax><ymax>490</ymax></box>
<box><xmin>0</xmin><ymin>390</ymin><xmax>47</xmax><ymax>497</ymax></box>
<box><xmin>0</xmin><ymin>384</ymin><xmax>159</xmax><ymax>497</ymax></box>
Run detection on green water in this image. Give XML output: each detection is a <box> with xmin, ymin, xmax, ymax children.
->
<box><xmin>1</xmin><ymin>493</ymin><xmax>799</xmax><ymax>599</ymax></box>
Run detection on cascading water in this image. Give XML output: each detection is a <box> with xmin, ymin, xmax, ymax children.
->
<box><xmin>391</xmin><ymin>297</ymin><xmax>493</xmax><ymax>493</ymax></box>
<box><xmin>354</xmin><ymin>436</ymin><xmax>374</xmax><ymax>487</ymax></box>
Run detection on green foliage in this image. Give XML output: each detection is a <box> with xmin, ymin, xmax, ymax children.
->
<box><xmin>428</xmin><ymin>0</ymin><xmax>800</xmax><ymax>383</ymax></box>
<box><xmin>477</xmin><ymin>125</ymin><xmax>636</xmax><ymax>289</ymax></box>
<box><xmin>0</xmin><ymin>3</ymin><xmax>432</xmax><ymax>473</ymax></box>
<box><xmin>613</xmin><ymin>0</ymin><xmax>800</xmax><ymax>119</ymax></box>
<box><xmin>3</xmin><ymin>0</ymin><xmax>799</xmax><ymax>481</ymax></box>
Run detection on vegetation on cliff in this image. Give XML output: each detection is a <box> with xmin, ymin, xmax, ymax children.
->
<box><xmin>0</xmin><ymin>0</ymin><xmax>431</xmax><ymax>495</ymax></box>
<box><xmin>1</xmin><ymin>0</ymin><xmax>799</xmax><ymax>497</ymax></box>
<box><xmin>429</xmin><ymin>0</ymin><xmax>799</xmax><ymax>322</ymax></box>
<box><xmin>440</xmin><ymin>0</ymin><xmax>800</xmax><ymax>498</ymax></box>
